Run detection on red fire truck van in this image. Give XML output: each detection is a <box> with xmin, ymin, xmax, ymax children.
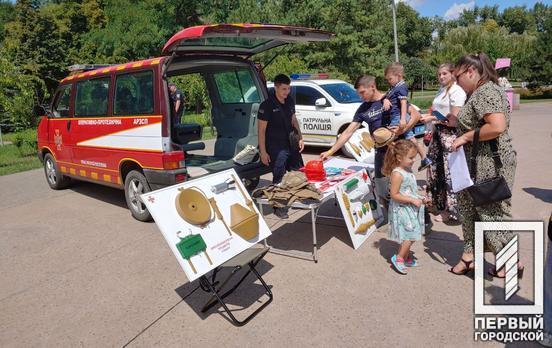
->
<box><xmin>37</xmin><ymin>24</ymin><xmax>332</xmax><ymax>221</ymax></box>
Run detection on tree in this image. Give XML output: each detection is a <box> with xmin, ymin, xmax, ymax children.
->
<box><xmin>396</xmin><ymin>2</ymin><xmax>433</xmax><ymax>57</ymax></box>
<box><xmin>526</xmin><ymin>11</ymin><xmax>552</xmax><ymax>84</ymax></box>
<box><xmin>432</xmin><ymin>23</ymin><xmax>537</xmax><ymax>80</ymax></box>
<box><xmin>532</xmin><ymin>2</ymin><xmax>551</xmax><ymax>33</ymax></box>
<box><xmin>0</xmin><ymin>56</ymin><xmax>46</xmax><ymax>130</ymax></box>
<box><xmin>3</xmin><ymin>0</ymin><xmax>67</xmax><ymax>95</ymax></box>
<box><xmin>0</xmin><ymin>0</ymin><xmax>15</xmax><ymax>44</ymax></box>
<box><xmin>500</xmin><ymin>6</ymin><xmax>533</xmax><ymax>34</ymax></box>
<box><xmin>401</xmin><ymin>56</ymin><xmax>435</xmax><ymax>91</ymax></box>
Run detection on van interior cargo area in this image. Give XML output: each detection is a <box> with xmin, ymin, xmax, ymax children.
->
<box><xmin>167</xmin><ymin>57</ymin><xmax>269</xmax><ymax>179</ymax></box>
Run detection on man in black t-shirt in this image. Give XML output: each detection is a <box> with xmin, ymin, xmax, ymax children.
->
<box><xmin>258</xmin><ymin>74</ymin><xmax>304</xmax><ymax>218</ymax></box>
<box><xmin>169</xmin><ymin>82</ymin><xmax>185</xmax><ymax>127</ymax></box>
<box><xmin>319</xmin><ymin>75</ymin><xmax>392</xmax><ymax>223</ymax></box>
<box><xmin>258</xmin><ymin>74</ymin><xmax>304</xmax><ymax>186</ymax></box>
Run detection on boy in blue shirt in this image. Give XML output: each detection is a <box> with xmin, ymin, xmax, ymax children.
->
<box><xmin>384</xmin><ymin>62</ymin><xmax>431</xmax><ymax>171</ymax></box>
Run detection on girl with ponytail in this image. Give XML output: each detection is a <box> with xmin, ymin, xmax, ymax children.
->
<box><xmin>383</xmin><ymin>140</ymin><xmax>428</xmax><ymax>275</ymax></box>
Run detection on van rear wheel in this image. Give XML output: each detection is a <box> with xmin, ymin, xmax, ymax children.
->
<box><xmin>124</xmin><ymin>170</ymin><xmax>152</xmax><ymax>222</ymax></box>
<box><xmin>43</xmin><ymin>153</ymin><xmax>70</xmax><ymax>190</ymax></box>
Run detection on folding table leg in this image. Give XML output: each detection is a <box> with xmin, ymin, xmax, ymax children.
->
<box><xmin>311</xmin><ymin>207</ymin><xmax>318</xmax><ymax>263</ymax></box>
<box><xmin>199</xmin><ymin>252</ymin><xmax>273</xmax><ymax>326</ymax></box>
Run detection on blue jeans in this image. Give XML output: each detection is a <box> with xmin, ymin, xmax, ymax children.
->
<box><xmin>390</xmin><ymin>113</ymin><xmax>414</xmax><ymax>139</ymax></box>
<box><xmin>545</xmin><ymin>240</ymin><xmax>552</xmax><ymax>335</ymax></box>
<box><xmin>269</xmin><ymin>148</ymin><xmax>303</xmax><ymax>184</ymax></box>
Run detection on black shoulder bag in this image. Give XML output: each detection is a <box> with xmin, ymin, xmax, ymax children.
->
<box><xmin>466</xmin><ymin>129</ymin><xmax>512</xmax><ymax>207</ymax></box>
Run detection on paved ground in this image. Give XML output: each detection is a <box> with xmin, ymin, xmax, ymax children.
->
<box><xmin>0</xmin><ymin>102</ymin><xmax>550</xmax><ymax>347</ymax></box>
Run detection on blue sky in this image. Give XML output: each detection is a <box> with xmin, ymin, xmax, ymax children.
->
<box><xmin>401</xmin><ymin>0</ymin><xmax>546</xmax><ymax>19</ymax></box>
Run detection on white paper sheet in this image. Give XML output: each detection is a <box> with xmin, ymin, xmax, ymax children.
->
<box><xmin>448</xmin><ymin>146</ymin><xmax>474</xmax><ymax>193</ymax></box>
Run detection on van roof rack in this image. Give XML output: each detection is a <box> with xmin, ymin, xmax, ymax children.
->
<box><xmin>67</xmin><ymin>64</ymin><xmax>116</xmax><ymax>74</ymax></box>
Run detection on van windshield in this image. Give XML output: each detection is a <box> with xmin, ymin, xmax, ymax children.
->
<box><xmin>320</xmin><ymin>83</ymin><xmax>362</xmax><ymax>104</ymax></box>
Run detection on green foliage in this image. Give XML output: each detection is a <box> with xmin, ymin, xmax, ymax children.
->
<box><xmin>526</xmin><ymin>9</ymin><xmax>552</xmax><ymax>85</ymax></box>
<box><xmin>13</xmin><ymin>128</ymin><xmax>37</xmax><ymax>155</ymax></box>
<box><xmin>431</xmin><ymin>23</ymin><xmax>537</xmax><ymax>80</ymax></box>
<box><xmin>0</xmin><ymin>0</ymin><xmax>15</xmax><ymax>43</ymax></box>
<box><xmin>401</xmin><ymin>56</ymin><xmax>436</xmax><ymax>90</ymax></box>
<box><xmin>0</xmin><ymin>56</ymin><xmax>46</xmax><ymax>131</ymax></box>
<box><xmin>0</xmin><ymin>142</ymin><xmax>41</xmax><ymax>176</ymax></box>
<box><xmin>514</xmin><ymin>87</ymin><xmax>552</xmax><ymax>99</ymax></box>
<box><xmin>170</xmin><ymin>74</ymin><xmax>211</xmax><ymax>115</ymax></box>
<box><xmin>3</xmin><ymin>0</ymin><xmax>67</xmax><ymax>94</ymax></box>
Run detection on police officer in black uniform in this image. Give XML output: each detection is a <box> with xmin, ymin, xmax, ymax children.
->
<box><xmin>169</xmin><ymin>82</ymin><xmax>185</xmax><ymax>127</ymax></box>
<box><xmin>258</xmin><ymin>74</ymin><xmax>304</xmax><ymax>217</ymax></box>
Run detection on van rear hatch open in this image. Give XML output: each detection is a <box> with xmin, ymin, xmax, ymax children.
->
<box><xmin>162</xmin><ymin>23</ymin><xmax>332</xmax><ymax>56</ymax></box>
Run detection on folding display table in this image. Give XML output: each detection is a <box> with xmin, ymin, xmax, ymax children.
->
<box><xmin>255</xmin><ymin>191</ymin><xmax>338</xmax><ymax>263</ymax></box>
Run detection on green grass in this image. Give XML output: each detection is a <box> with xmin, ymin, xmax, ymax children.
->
<box><xmin>520</xmin><ymin>98</ymin><xmax>552</xmax><ymax>104</ymax></box>
<box><xmin>0</xmin><ymin>143</ymin><xmax>41</xmax><ymax>176</ymax></box>
<box><xmin>1</xmin><ymin>132</ymin><xmax>17</xmax><ymax>143</ymax></box>
<box><xmin>201</xmin><ymin>127</ymin><xmax>216</xmax><ymax>140</ymax></box>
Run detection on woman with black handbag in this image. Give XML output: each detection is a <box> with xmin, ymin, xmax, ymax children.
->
<box><xmin>449</xmin><ymin>53</ymin><xmax>521</xmax><ymax>277</ymax></box>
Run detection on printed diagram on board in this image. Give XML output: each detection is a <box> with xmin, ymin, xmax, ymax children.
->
<box><xmin>344</xmin><ymin>128</ymin><xmax>375</xmax><ymax>164</ymax></box>
<box><xmin>335</xmin><ymin>170</ymin><xmax>383</xmax><ymax>249</ymax></box>
<box><xmin>142</xmin><ymin>169</ymin><xmax>271</xmax><ymax>282</ymax></box>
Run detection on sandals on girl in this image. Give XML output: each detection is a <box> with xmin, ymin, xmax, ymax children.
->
<box><xmin>448</xmin><ymin>258</ymin><xmax>474</xmax><ymax>276</ymax></box>
<box><xmin>391</xmin><ymin>255</ymin><xmax>408</xmax><ymax>275</ymax></box>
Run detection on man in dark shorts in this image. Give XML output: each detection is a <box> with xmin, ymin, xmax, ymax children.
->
<box><xmin>258</xmin><ymin>74</ymin><xmax>304</xmax><ymax>218</ymax></box>
<box><xmin>320</xmin><ymin>75</ymin><xmax>392</xmax><ymax>224</ymax></box>
<box><xmin>169</xmin><ymin>82</ymin><xmax>185</xmax><ymax>127</ymax></box>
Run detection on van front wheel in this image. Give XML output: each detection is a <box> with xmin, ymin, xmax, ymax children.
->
<box><xmin>43</xmin><ymin>153</ymin><xmax>70</xmax><ymax>190</ymax></box>
<box><xmin>124</xmin><ymin>170</ymin><xmax>152</xmax><ymax>222</ymax></box>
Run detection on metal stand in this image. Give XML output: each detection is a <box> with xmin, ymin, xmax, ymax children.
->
<box><xmin>258</xmin><ymin>193</ymin><xmax>337</xmax><ymax>263</ymax></box>
<box><xmin>198</xmin><ymin>246</ymin><xmax>272</xmax><ymax>327</ymax></box>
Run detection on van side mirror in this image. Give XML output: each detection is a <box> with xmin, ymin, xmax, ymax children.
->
<box><xmin>37</xmin><ymin>104</ymin><xmax>53</xmax><ymax>118</ymax></box>
<box><xmin>315</xmin><ymin>98</ymin><xmax>328</xmax><ymax>107</ymax></box>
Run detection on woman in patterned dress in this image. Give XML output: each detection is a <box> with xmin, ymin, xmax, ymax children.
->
<box><xmin>421</xmin><ymin>63</ymin><xmax>466</xmax><ymax>222</ymax></box>
<box><xmin>448</xmin><ymin>53</ymin><xmax>519</xmax><ymax>276</ymax></box>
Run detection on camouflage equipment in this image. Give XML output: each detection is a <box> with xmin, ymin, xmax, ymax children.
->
<box><xmin>280</xmin><ymin>171</ymin><xmax>308</xmax><ymax>189</ymax></box>
<box><xmin>252</xmin><ymin>171</ymin><xmax>322</xmax><ymax>208</ymax></box>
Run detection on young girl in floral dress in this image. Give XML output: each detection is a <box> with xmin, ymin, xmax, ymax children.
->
<box><xmin>383</xmin><ymin>140</ymin><xmax>428</xmax><ymax>274</ymax></box>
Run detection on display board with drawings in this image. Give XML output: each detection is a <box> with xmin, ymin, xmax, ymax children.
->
<box><xmin>334</xmin><ymin>169</ymin><xmax>384</xmax><ymax>249</ymax></box>
<box><xmin>141</xmin><ymin>169</ymin><xmax>271</xmax><ymax>282</ymax></box>
<box><xmin>343</xmin><ymin>128</ymin><xmax>376</xmax><ymax>165</ymax></box>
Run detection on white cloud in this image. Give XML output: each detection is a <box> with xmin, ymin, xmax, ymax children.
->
<box><xmin>444</xmin><ymin>1</ymin><xmax>475</xmax><ymax>20</ymax></box>
<box><xmin>397</xmin><ymin>0</ymin><xmax>426</xmax><ymax>7</ymax></box>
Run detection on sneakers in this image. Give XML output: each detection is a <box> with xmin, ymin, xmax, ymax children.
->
<box><xmin>233</xmin><ymin>144</ymin><xmax>258</xmax><ymax>165</ymax></box>
<box><xmin>273</xmin><ymin>207</ymin><xmax>289</xmax><ymax>219</ymax></box>
<box><xmin>391</xmin><ymin>254</ymin><xmax>408</xmax><ymax>274</ymax></box>
<box><xmin>418</xmin><ymin>157</ymin><xmax>432</xmax><ymax>171</ymax></box>
<box><xmin>405</xmin><ymin>257</ymin><xmax>418</xmax><ymax>267</ymax></box>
